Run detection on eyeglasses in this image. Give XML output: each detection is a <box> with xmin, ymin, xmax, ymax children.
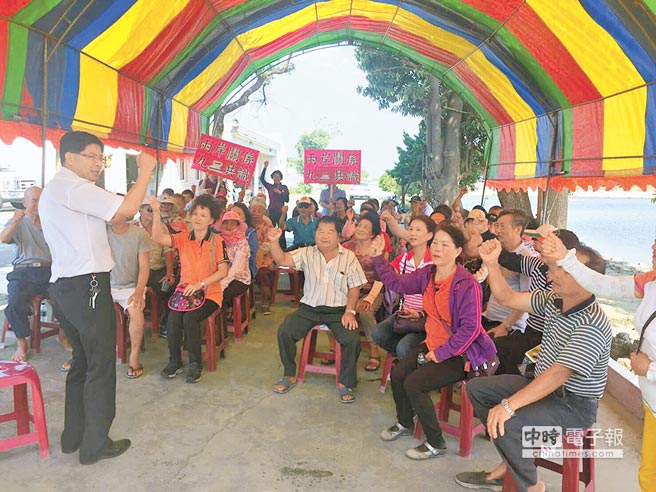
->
<box><xmin>74</xmin><ymin>152</ymin><xmax>111</xmax><ymax>168</ymax></box>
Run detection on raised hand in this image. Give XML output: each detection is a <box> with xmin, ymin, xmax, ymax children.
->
<box><xmin>267</xmin><ymin>227</ymin><xmax>283</xmax><ymax>242</ymax></box>
<box><xmin>263</xmin><ymin>160</ymin><xmax>269</xmax><ymax>168</ymax></box>
<box><xmin>12</xmin><ymin>209</ymin><xmax>26</xmax><ymax>223</ymax></box>
<box><xmin>541</xmin><ymin>232</ymin><xmax>568</xmax><ymax>261</ymax></box>
<box><xmin>451</xmin><ymin>212</ymin><xmax>465</xmax><ymax>230</ymax></box>
<box><xmin>479</xmin><ymin>239</ymin><xmax>502</xmax><ymax>264</ymax></box>
<box><xmin>136</xmin><ymin>152</ymin><xmax>157</xmax><ymax>174</ymax></box>
<box><xmin>149</xmin><ymin>196</ymin><xmax>161</xmax><ymax>214</ymax></box>
<box><xmin>345</xmin><ymin>208</ymin><xmax>355</xmax><ymax>221</ymax></box>
<box><xmin>380</xmin><ymin>210</ymin><xmax>394</xmax><ymax>223</ymax></box>
<box><xmin>281</xmin><ymin>205</ymin><xmax>289</xmax><ymax>216</ymax></box>
<box><xmin>369</xmin><ymin>235</ymin><xmax>385</xmax><ymax>257</ymax></box>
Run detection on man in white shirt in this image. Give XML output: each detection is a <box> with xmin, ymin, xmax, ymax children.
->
<box><xmin>40</xmin><ymin>131</ymin><xmax>155</xmax><ymax>465</ymax></box>
<box><xmin>267</xmin><ymin>216</ymin><xmax>367</xmax><ymax>403</ymax></box>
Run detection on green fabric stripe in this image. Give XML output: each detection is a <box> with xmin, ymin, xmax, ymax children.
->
<box><xmin>2</xmin><ymin>1</ymin><xmax>60</xmax><ymax>118</ymax></box>
<box><xmin>221</xmin><ymin>0</ymin><xmax>274</xmax><ymax>20</ymax></box>
<box><xmin>201</xmin><ymin>29</ymin><xmax>495</xmax><ymax>131</ymax></box>
<box><xmin>487</xmin><ymin>128</ymin><xmax>501</xmax><ymax>179</ymax></box>
<box><xmin>644</xmin><ymin>0</ymin><xmax>656</xmax><ymax>16</ymax></box>
<box><xmin>140</xmin><ymin>87</ymin><xmax>152</xmax><ymax>145</ymax></box>
<box><xmin>560</xmin><ymin>108</ymin><xmax>573</xmax><ymax>174</ymax></box>
<box><xmin>439</xmin><ymin>0</ymin><xmax>569</xmax><ymax>108</ymax></box>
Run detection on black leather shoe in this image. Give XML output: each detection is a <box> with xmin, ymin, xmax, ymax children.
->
<box><xmin>79</xmin><ymin>438</ymin><xmax>131</xmax><ymax>465</ymax></box>
<box><xmin>61</xmin><ymin>444</ymin><xmax>79</xmax><ymax>454</ymax></box>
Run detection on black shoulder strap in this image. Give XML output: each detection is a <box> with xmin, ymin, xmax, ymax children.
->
<box><xmin>637</xmin><ymin>309</ymin><xmax>656</xmax><ymax>352</ymax></box>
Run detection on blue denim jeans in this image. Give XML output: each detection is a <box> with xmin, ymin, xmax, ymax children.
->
<box><xmin>372</xmin><ymin>314</ymin><xmax>425</xmax><ymax>360</ymax></box>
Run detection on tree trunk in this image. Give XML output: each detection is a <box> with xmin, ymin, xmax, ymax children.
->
<box><xmin>498</xmin><ymin>190</ymin><xmax>535</xmax><ymax>221</ymax></box>
<box><xmin>437</xmin><ymin>90</ymin><xmax>463</xmax><ymax>205</ymax></box>
<box><xmin>538</xmin><ymin>188</ymin><xmax>568</xmax><ymax>228</ymax></box>
<box><xmin>425</xmin><ymin>74</ymin><xmax>442</xmax><ymax>207</ymax></box>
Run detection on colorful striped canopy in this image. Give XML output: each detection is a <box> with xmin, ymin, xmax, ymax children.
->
<box><xmin>1</xmin><ymin>1</ymin><xmax>656</xmax><ymax>190</ymax></box>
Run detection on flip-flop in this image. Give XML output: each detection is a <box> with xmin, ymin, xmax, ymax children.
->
<box><xmin>273</xmin><ymin>377</ymin><xmax>296</xmax><ymax>394</ymax></box>
<box><xmin>365</xmin><ymin>356</ymin><xmax>381</xmax><ymax>371</ymax></box>
<box><xmin>338</xmin><ymin>386</ymin><xmax>355</xmax><ymax>403</ymax></box>
<box><xmin>60</xmin><ymin>359</ymin><xmax>72</xmax><ymax>372</ymax></box>
<box><xmin>126</xmin><ymin>364</ymin><xmax>144</xmax><ymax>379</ymax></box>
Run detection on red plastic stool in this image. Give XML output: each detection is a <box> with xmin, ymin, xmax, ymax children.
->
<box><xmin>204</xmin><ymin>309</ymin><xmax>227</xmax><ymax>372</ymax></box>
<box><xmin>1</xmin><ymin>295</ymin><xmax>61</xmax><ymax>354</ymax></box>
<box><xmin>297</xmin><ymin>325</ymin><xmax>342</xmax><ymax>387</ymax></box>
<box><xmin>144</xmin><ymin>287</ymin><xmax>161</xmax><ymax>340</ymax></box>
<box><xmin>501</xmin><ymin>428</ymin><xmax>595</xmax><ymax>492</ymax></box>
<box><xmin>379</xmin><ymin>353</ymin><xmax>395</xmax><ymax>393</ymax></box>
<box><xmin>0</xmin><ymin>361</ymin><xmax>49</xmax><ymax>458</ymax></box>
<box><xmin>414</xmin><ymin>381</ymin><xmax>485</xmax><ymax>457</ymax></box>
<box><xmin>113</xmin><ymin>303</ymin><xmax>129</xmax><ymax>364</ymax></box>
<box><xmin>271</xmin><ymin>266</ymin><xmax>303</xmax><ymax>307</ymax></box>
<box><xmin>225</xmin><ymin>289</ymin><xmax>251</xmax><ymax>342</ymax></box>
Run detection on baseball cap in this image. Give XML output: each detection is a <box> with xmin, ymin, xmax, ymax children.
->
<box><xmin>524</xmin><ymin>224</ymin><xmax>557</xmax><ymax>239</ymax></box>
<box><xmin>298</xmin><ymin>196</ymin><xmax>311</xmax><ymax>205</ymax></box>
<box><xmin>221</xmin><ymin>210</ymin><xmax>242</xmax><ymax>223</ymax></box>
<box><xmin>467</xmin><ymin>209</ymin><xmax>487</xmax><ymax>222</ymax></box>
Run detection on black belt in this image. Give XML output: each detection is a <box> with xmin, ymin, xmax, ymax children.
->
<box><xmin>552</xmin><ymin>385</ymin><xmax>598</xmax><ymax>401</ymax></box>
<box><xmin>14</xmin><ymin>262</ymin><xmax>51</xmax><ymax>269</ymax></box>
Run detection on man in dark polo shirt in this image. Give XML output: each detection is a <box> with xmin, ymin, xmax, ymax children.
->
<box><xmin>455</xmin><ymin>238</ymin><xmax>611</xmax><ymax>492</ymax></box>
<box><xmin>40</xmin><ymin>131</ymin><xmax>155</xmax><ymax>465</ymax></box>
<box><xmin>0</xmin><ymin>186</ymin><xmax>51</xmax><ymax>362</ymax></box>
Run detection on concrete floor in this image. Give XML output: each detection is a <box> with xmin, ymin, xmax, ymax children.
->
<box><xmin>0</xmin><ymin>296</ymin><xmax>644</xmax><ymax>492</ymax></box>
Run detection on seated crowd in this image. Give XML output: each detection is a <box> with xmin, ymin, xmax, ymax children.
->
<box><xmin>6</xmin><ymin>158</ymin><xmax>651</xmax><ymax>491</ymax></box>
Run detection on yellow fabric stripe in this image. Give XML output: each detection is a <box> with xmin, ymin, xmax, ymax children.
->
<box><xmin>168</xmin><ymin>99</ymin><xmax>189</xmax><ymax>151</ymax></box>
<box><xmin>602</xmin><ymin>87</ymin><xmax>647</xmax><ymax>172</ymax></box>
<box><xmin>527</xmin><ymin>0</ymin><xmax>644</xmax><ymax>97</ymax></box>
<box><xmin>176</xmin><ymin>0</ymin><xmax>533</xmax><ymax>123</ymax></box>
<box><xmin>82</xmin><ymin>0</ymin><xmax>188</xmax><ymax>69</ymax></box>
<box><xmin>514</xmin><ymin>119</ymin><xmax>538</xmax><ymax>177</ymax></box>
<box><xmin>73</xmin><ymin>55</ymin><xmax>117</xmax><ymax>136</ymax></box>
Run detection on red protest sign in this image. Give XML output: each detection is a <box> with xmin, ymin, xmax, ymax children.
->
<box><xmin>303</xmin><ymin>149</ymin><xmax>361</xmax><ymax>184</ymax></box>
<box><xmin>192</xmin><ymin>134</ymin><xmax>259</xmax><ymax>186</ymax></box>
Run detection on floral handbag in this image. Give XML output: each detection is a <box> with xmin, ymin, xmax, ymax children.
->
<box><xmin>167</xmin><ymin>235</ymin><xmax>215</xmax><ymax>312</ymax></box>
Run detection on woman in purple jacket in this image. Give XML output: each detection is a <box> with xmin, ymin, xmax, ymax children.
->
<box><xmin>371</xmin><ymin>225</ymin><xmax>497</xmax><ymax>460</ymax></box>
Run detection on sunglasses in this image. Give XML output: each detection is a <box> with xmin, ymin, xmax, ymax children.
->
<box><xmin>141</xmin><ymin>206</ymin><xmax>153</xmax><ymax>213</ymax></box>
<box><xmin>298</xmin><ymin>203</ymin><xmax>310</xmax><ymax>209</ymax></box>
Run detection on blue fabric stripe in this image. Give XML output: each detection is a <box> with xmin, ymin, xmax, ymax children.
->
<box><xmin>535</xmin><ymin>114</ymin><xmax>554</xmax><ymax>177</ymax></box>
<box><xmin>644</xmin><ymin>84</ymin><xmax>656</xmax><ymax>173</ymax></box>
<box><xmin>580</xmin><ymin>0</ymin><xmax>656</xmax><ymax>81</ymax></box>
<box><xmin>67</xmin><ymin>0</ymin><xmax>137</xmax><ymax>50</ymax></box>
<box><xmin>59</xmin><ymin>48</ymin><xmax>80</xmax><ymax>131</ymax></box>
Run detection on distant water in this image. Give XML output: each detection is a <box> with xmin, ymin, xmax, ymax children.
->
<box><xmin>461</xmin><ymin>196</ymin><xmax>655</xmax><ymax>267</ymax></box>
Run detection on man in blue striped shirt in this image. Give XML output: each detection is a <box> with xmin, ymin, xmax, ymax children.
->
<box><xmin>455</xmin><ymin>238</ymin><xmax>611</xmax><ymax>492</ymax></box>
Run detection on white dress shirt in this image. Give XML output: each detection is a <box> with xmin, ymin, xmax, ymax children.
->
<box><xmin>40</xmin><ymin>167</ymin><xmax>123</xmax><ymax>282</ymax></box>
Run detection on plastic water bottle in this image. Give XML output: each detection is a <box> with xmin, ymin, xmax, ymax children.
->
<box><xmin>40</xmin><ymin>304</ymin><xmax>48</xmax><ymax>321</ymax></box>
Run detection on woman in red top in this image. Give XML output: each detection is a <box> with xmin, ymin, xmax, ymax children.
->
<box><xmin>371</xmin><ymin>225</ymin><xmax>496</xmax><ymax>460</ymax></box>
<box><xmin>151</xmin><ymin>194</ymin><xmax>229</xmax><ymax>384</ymax></box>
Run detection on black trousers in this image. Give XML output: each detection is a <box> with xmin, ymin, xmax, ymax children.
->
<box><xmin>5</xmin><ymin>266</ymin><xmax>51</xmax><ymax>339</ymax></box>
<box><xmin>166</xmin><ymin>300</ymin><xmax>219</xmax><ymax>366</ymax></box>
<box><xmin>278</xmin><ymin>303</ymin><xmax>361</xmax><ymax>388</ymax></box>
<box><xmin>49</xmin><ymin>272</ymin><xmax>117</xmax><ymax>460</ymax></box>
<box><xmin>492</xmin><ymin>327</ymin><xmax>543</xmax><ymax>375</ymax></box>
<box><xmin>391</xmin><ymin>343</ymin><xmax>466</xmax><ymax>448</ymax></box>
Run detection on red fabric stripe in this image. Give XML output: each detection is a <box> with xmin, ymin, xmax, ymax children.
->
<box><xmin>192</xmin><ymin>16</ymin><xmax>511</xmax><ymax>125</ymax></box>
<box><xmin>570</xmin><ymin>101</ymin><xmax>604</xmax><ymax>176</ymax></box>
<box><xmin>496</xmin><ymin>125</ymin><xmax>517</xmax><ymax>179</ymax></box>
<box><xmin>184</xmin><ymin>108</ymin><xmax>200</xmax><ymax>149</ymax></box>
<box><xmin>121</xmin><ymin>0</ymin><xmax>215</xmax><ymax>82</ymax></box>
<box><xmin>207</xmin><ymin>0</ymin><xmax>247</xmax><ymax>15</ymax></box>
<box><xmin>0</xmin><ymin>0</ymin><xmax>31</xmax><ymax>16</ymax></box>
<box><xmin>110</xmin><ymin>75</ymin><xmax>144</xmax><ymax>144</ymax></box>
<box><xmin>464</xmin><ymin>0</ymin><xmax>600</xmax><ymax>104</ymax></box>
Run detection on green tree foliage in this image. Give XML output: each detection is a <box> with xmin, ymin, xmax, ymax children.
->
<box><xmin>378</xmin><ymin>172</ymin><xmax>398</xmax><ymax>193</ymax></box>
<box><xmin>355</xmin><ymin>45</ymin><xmax>488</xmax><ymax>204</ymax></box>
<box><xmin>290</xmin><ymin>129</ymin><xmax>331</xmax><ymax>174</ymax></box>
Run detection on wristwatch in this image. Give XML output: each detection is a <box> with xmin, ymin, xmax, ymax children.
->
<box><xmin>501</xmin><ymin>398</ymin><xmax>515</xmax><ymax>417</ymax></box>
<box><xmin>346</xmin><ymin>309</ymin><xmax>356</xmax><ymax>316</ymax></box>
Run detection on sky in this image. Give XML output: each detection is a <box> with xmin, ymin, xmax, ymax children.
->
<box><xmin>225</xmin><ymin>45</ymin><xmax>421</xmax><ymax>183</ymax></box>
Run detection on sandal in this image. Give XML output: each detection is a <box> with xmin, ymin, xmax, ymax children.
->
<box><xmin>273</xmin><ymin>377</ymin><xmax>296</xmax><ymax>394</ymax></box>
<box><xmin>320</xmin><ymin>349</ymin><xmax>336</xmax><ymax>366</ymax></box>
<box><xmin>338</xmin><ymin>386</ymin><xmax>355</xmax><ymax>404</ymax></box>
<box><xmin>60</xmin><ymin>359</ymin><xmax>72</xmax><ymax>373</ymax></box>
<box><xmin>126</xmin><ymin>364</ymin><xmax>144</xmax><ymax>379</ymax></box>
<box><xmin>365</xmin><ymin>356</ymin><xmax>381</xmax><ymax>372</ymax></box>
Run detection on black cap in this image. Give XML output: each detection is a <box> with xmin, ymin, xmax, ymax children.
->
<box><xmin>410</xmin><ymin>195</ymin><xmax>422</xmax><ymax>203</ymax></box>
